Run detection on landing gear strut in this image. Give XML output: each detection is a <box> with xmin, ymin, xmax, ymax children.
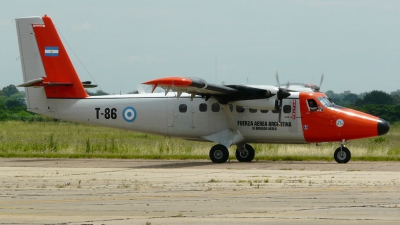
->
<box><xmin>334</xmin><ymin>140</ymin><xmax>351</xmax><ymax>163</ymax></box>
<box><xmin>235</xmin><ymin>144</ymin><xmax>255</xmax><ymax>162</ymax></box>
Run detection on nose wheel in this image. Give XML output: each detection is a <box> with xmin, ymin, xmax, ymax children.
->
<box><xmin>334</xmin><ymin>146</ymin><xmax>351</xmax><ymax>163</ymax></box>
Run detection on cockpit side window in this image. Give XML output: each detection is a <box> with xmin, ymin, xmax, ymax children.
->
<box><xmin>307</xmin><ymin>99</ymin><xmax>318</xmax><ymax>111</ymax></box>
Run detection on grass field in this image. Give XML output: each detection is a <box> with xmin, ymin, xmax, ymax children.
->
<box><xmin>0</xmin><ymin>121</ymin><xmax>399</xmax><ymax>161</ymax></box>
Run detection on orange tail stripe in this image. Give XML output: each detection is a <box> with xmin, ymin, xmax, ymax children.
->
<box><xmin>33</xmin><ymin>15</ymin><xmax>88</xmax><ymax>98</ymax></box>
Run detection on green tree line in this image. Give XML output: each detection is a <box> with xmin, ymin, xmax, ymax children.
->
<box><xmin>0</xmin><ymin>84</ymin><xmax>33</xmax><ymax>121</ymax></box>
<box><xmin>325</xmin><ymin>90</ymin><xmax>400</xmax><ymax>122</ymax></box>
<box><xmin>1</xmin><ymin>84</ymin><xmax>400</xmax><ymax>123</ymax></box>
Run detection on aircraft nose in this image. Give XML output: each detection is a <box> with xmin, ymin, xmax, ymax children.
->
<box><xmin>377</xmin><ymin>118</ymin><xmax>390</xmax><ymax>136</ymax></box>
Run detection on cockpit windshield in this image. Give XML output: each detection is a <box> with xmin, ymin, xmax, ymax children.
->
<box><xmin>317</xmin><ymin>97</ymin><xmax>335</xmax><ymax>108</ymax></box>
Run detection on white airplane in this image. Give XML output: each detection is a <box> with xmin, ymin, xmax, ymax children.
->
<box><xmin>15</xmin><ymin>15</ymin><xmax>389</xmax><ymax>164</ymax></box>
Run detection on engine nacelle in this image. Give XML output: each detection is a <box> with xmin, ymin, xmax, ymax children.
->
<box><xmin>233</xmin><ymin>98</ymin><xmax>276</xmax><ymax>110</ymax></box>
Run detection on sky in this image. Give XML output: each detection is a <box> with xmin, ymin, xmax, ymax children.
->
<box><xmin>1</xmin><ymin>0</ymin><xmax>399</xmax><ymax>94</ymax></box>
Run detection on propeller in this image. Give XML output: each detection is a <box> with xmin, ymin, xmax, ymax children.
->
<box><xmin>275</xmin><ymin>71</ymin><xmax>280</xmax><ymax>87</ymax></box>
<box><xmin>275</xmin><ymin>71</ymin><xmax>291</xmax><ymax>96</ymax></box>
<box><xmin>275</xmin><ymin>71</ymin><xmax>291</xmax><ymax>125</ymax></box>
<box><xmin>319</xmin><ymin>73</ymin><xmax>324</xmax><ymax>89</ymax></box>
<box><xmin>310</xmin><ymin>73</ymin><xmax>324</xmax><ymax>92</ymax></box>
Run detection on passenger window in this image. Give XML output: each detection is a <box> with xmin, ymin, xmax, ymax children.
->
<box><xmin>260</xmin><ymin>110</ymin><xmax>268</xmax><ymax>113</ymax></box>
<box><xmin>236</xmin><ymin>106</ymin><xmax>245</xmax><ymax>113</ymax></box>
<box><xmin>249</xmin><ymin>108</ymin><xmax>257</xmax><ymax>113</ymax></box>
<box><xmin>272</xmin><ymin>108</ymin><xmax>280</xmax><ymax>113</ymax></box>
<box><xmin>199</xmin><ymin>103</ymin><xmax>207</xmax><ymax>112</ymax></box>
<box><xmin>212</xmin><ymin>103</ymin><xmax>220</xmax><ymax>112</ymax></box>
<box><xmin>283</xmin><ymin>105</ymin><xmax>291</xmax><ymax>113</ymax></box>
<box><xmin>228</xmin><ymin>104</ymin><xmax>233</xmax><ymax>112</ymax></box>
<box><xmin>179</xmin><ymin>104</ymin><xmax>187</xmax><ymax>113</ymax></box>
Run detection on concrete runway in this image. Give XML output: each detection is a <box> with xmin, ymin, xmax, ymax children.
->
<box><xmin>0</xmin><ymin>159</ymin><xmax>399</xmax><ymax>225</ymax></box>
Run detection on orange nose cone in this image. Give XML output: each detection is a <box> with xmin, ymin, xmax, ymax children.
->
<box><xmin>378</xmin><ymin>118</ymin><xmax>390</xmax><ymax>136</ymax></box>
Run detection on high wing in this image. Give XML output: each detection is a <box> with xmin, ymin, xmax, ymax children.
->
<box><xmin>143</xmin><ymin>76</ymin><xmax>290</xmax><ymax>104</ymax></box>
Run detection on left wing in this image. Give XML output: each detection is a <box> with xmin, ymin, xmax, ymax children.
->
<box><xmin>142</xmin><ymin>76</ymin><xmax>278</xmax><ymax>104</ymax></box>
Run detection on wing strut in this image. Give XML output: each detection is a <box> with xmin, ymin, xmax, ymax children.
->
<box><xmin>202</xmin><ymin>104</ymin><xmax>245</xmax><ymax>148</ymax></box>
<box><xmin>220</xmin><ymin>104</ymin><xmax>238</xmax><ymax>133</ymax></box>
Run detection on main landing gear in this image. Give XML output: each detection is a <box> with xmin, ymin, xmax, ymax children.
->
<box><xmin>334</xmin><ymin>140</ymin><xmax>351</xmax><ymax>163</ymax></box>
<box><xmin>209</xmin><ymin>143</ymin><xmax>255</xmax><ymax>163</ymax></box>
<box><xmin>209</xmin><ymin>144</ymin><xmax>229</xmax><ymax>163</ymax></box>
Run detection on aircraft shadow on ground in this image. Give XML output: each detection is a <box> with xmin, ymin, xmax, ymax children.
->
<box><xmin>130</xmin><ymin>161</ymin><xmax>212</xmax><ymax>169</ymax></box>
<box><xmin>128</xmin><ymin>160</ymin><xmax>342</xmax><ymax>169</ymax></box>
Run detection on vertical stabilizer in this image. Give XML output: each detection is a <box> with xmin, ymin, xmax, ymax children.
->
<box><xmin>16</xmin><ymin>16</ymin><xmax>49</xmax><ymax>113</ymax></box>
<box><xmin>16</xmin><ymin>15</ymin><xmax>88</xmax><ymax>112</ymax></box>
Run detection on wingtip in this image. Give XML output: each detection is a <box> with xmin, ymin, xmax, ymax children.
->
<box><xmin>142</xmin><ymin>76</ymin><xmax>192</xmax><ymax>86</ymax></box>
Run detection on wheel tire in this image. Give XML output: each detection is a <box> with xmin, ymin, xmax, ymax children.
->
<box><xmin>209</xmin><ymin>144</ymin><xmax>229</xmax><ymax>163</ymax></box>
<box><xmin>236</xmin><ymin>144</ymin><xmax>255</xmax><ymax>162</ymax></box>
<box><xmin>334</xmin><ymin>147</ymin><xmax>351</xmax><ymax>163</ymax></box>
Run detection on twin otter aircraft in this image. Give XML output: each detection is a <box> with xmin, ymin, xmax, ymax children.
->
<box><xmin>15</xmin><ymin>15</ymin><xmax>390</xmax><ymax>164</ymax></box>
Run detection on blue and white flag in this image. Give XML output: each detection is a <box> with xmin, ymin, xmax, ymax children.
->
<box><xmin>44</xmin><ymin>46</ymin><xmax>59</xmax><ymax>57</ymax></box>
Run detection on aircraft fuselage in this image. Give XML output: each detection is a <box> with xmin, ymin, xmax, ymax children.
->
<box><xmin>39</xmin><ymin>91</ymin><xmax>386</xmax><ymax>146</ymax></box>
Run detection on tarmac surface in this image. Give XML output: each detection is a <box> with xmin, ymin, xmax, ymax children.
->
<box><xmin>0</xmin><ymin>158</ymin><xmax>399</xmax><ymax>225</ymax></box>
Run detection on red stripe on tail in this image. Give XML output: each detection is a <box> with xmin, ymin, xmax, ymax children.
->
<box><xmin>33</xmin><ymin>15</ymin><xmax>88</xmax><ymax>98</ymax></box>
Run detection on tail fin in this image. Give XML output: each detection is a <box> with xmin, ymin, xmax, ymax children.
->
<box><xmin>16</xmin><ymin>15</ymin><xmax>88</xmax><ymax>109</ymax></box>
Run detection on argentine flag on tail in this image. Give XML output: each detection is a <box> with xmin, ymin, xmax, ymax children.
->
<box><xmin>45</xmin><ymin>46</ymin><xmax>59</xmax><ymax>56</ymax></box>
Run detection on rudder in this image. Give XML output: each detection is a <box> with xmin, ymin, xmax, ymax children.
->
<box><xmin>16</xmin><ymin>16</ymin><xmax>48</xmax><ymax>113</ymax></box>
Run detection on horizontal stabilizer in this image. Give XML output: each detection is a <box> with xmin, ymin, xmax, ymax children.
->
<box><xmin>82</xmin><ymin>81</ymin><xmax>98</xmax><ymax>88</ymax></box>
<box><xmin>18</xmin><ymin>78</ymin><xmax>73</xmax><ymax>87</ymax></box>
<box><xmin>18</xmin><ymin>78</ymin><xmax>43</xmax><ymax>87</ymax></box>
<box><xmin>82</xmin><ymin>84</ymin><xmax>98</xmax><ymax>88</ymax></box>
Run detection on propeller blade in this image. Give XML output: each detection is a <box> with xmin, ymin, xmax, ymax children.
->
<box><xmin>319</xmin><ymin>73</ymin><xmax>324</xmax><ymax>89</ymax></box>
<box><xmin>310</xmin><ymin>73</ymin><xmax>324</xmax><ymax>92</ymax></box>
<box><xmin>275</xmin><ymin>71</ymin><xmax>280</xmax><ymax>87</ymax></box>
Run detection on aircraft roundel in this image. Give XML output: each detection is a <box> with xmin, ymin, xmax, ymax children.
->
<box><xmin>122</xmin><ymin>106</ymin><xmax>137</xmax><ymax>122</ymax></box>
<box><xmin>336</xmin><ymin>119</ymin><xmax>344</xmax><ymax>127</ymax></box>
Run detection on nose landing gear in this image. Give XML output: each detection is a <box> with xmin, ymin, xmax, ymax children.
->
<box><xmin>334</xmin><ymin>140</ymin><xmax>351</xmax><ymax>163</ymax></box>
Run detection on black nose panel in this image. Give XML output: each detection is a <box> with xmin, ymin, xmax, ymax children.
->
<box><xmin>377</xmin><ymin>118</ymin><xmax>390</xmax><ymax>136</ymax></box>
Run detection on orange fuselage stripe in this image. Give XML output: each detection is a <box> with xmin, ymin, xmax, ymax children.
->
<box><xmin>299</xmin><ymin>92</ymin><xmax>379</xmax><ymax>142</ymax></box>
